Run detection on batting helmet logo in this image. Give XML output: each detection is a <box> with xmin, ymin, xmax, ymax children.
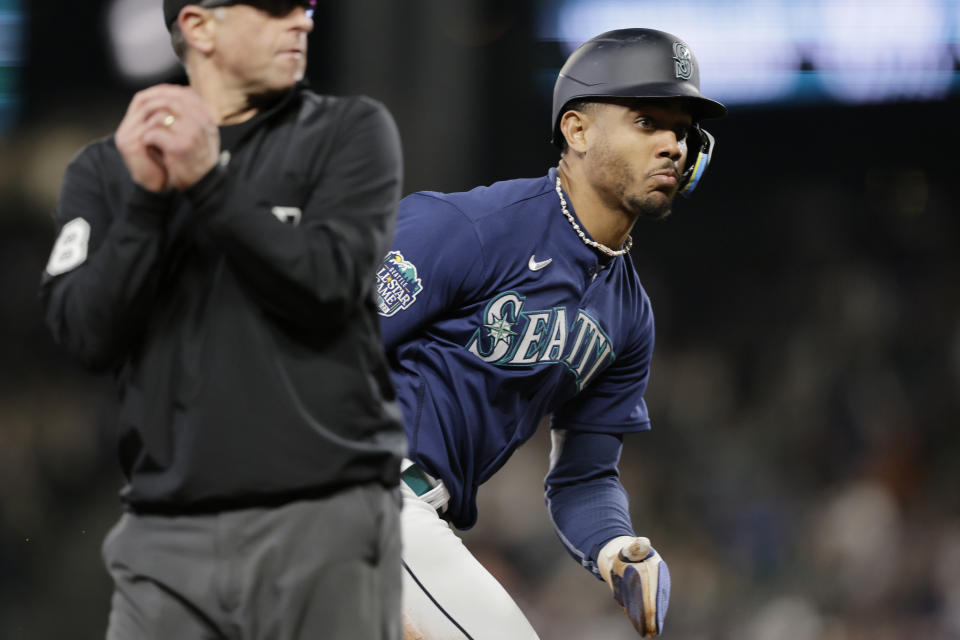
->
<box><xmin>673</xmin><ymin>42</ymin><xmax>693</xmax><ymax>80</ymax></box>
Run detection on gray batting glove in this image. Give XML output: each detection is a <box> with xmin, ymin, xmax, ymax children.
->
<box><xmin>597</xmin><ymin>536</ymin><xmax>671</xmax><ymax>637</ymax></box>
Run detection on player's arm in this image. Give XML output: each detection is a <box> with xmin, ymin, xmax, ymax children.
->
<box><xmin>545</xmin><ymin>429</ymin><xmax>669</xmax><ymax>637</ymax></box>
<box><xmin>545</xmin><ymin>428</ymin><xmax>635</xmax><ymax>577</ymax></box>
<box><xmin>40</xmin><ymin>143</ymin><xmax>172</xmax><ymax>371</ymax></box>
<box><xmin>547</xmin><ymin>289</ymin><xmax>667</xmax><ymax>636</ymax></box>
<box><xmin>187</xmin><ymin>97</ymin><xmax>403</xmax><ymax>332</ymax></box>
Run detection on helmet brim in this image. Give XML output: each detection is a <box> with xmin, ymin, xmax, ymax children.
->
<box><xmin>562</xmin><ymin>80</ymin><xmax>727</xmax><ymax>118</ymax></box>
<box><xmin>550</xmin><ymin>88</ymin><xmax>727</xmax><ymax>146</ymax></box>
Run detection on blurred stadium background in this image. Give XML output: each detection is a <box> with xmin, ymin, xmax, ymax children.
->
<box><xmin>3</xmin><ymin>0</ymin><xmax>960</xmax><ymax>638</ymax></box>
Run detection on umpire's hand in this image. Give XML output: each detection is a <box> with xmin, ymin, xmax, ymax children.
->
<box><xmin>117</xmin><ymin>84</ymin><xmax>220</xmax><ymax>193</ymax></box>
<box><xmin>116</xmin><ymin>86</ymin><xmax>175</xmax><ymax>193</ymax></box>
<box><xmin>597</xmin><ymin>536</ymin><xmax>671</xmax><ymax>637</ymax></box>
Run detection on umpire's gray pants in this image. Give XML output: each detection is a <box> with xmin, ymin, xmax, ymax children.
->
<box><xmin>102</xmin><ymin>483</ymin><xmax>401</xmax><ymax>640</ymax></box>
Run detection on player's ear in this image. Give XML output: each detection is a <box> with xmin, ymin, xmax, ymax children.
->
<box><xmin>178</xmin><ymin>5</ymin><xmax>217</xmax><ymax>56</ymax></box>
<box><xmin>559</xmin><ymin>108</ymin><xmax>591</xmax><ymax>155</ymax></box>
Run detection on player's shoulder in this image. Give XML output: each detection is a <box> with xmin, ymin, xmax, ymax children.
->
<box><xmin>401</xmin><ymin>173</ymin><xmax>555</xmax><ymax>225</ymax></box>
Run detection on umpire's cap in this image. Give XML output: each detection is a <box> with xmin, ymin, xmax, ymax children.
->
<box><xmin>164</xmin><ymin>0</ymin><xmax>191</xmax><ymax>30</ymax></box>
<box><xmin>551</xmin><ymin>28</ymin><xmax>727</xmax><ymax>146</ymax></box>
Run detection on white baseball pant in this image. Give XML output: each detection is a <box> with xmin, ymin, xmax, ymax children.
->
<box><xmin>400</xmin><ymin>462</ymin><xmax>541</xmax><ymax>640</ymax></box>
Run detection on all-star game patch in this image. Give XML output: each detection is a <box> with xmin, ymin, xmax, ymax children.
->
<box><xmin>376</xmin><ymin>251</ymin><xmax>423</xmax><ymax>317</ymax></box>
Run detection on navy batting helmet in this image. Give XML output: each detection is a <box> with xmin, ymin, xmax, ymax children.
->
<box><xmin>552</xmin><ymin>28</ymin><xmax>727</xmax><ymax>195</ymax></box>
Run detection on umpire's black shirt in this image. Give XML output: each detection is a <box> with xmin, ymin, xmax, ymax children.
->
<box><xmin>40</xmin><ymin>85</ymin><xmax>406</xmax><ymax>513</ymax></box>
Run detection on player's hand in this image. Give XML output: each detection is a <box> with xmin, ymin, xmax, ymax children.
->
<box><xmin>137</xmin><ymin>84</ymin><xmax>221</xmax><ymax>191</ymax></box>
<box><xmin>597</xmin><ymin>535</ymin><xmax>670</xmax><ymax>637</ymax></box>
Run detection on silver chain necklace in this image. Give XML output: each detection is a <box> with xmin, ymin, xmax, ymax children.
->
<box><xmin>555</xmin><ymin>176</ymin><xmax>632</xmax><ymax>258</ymax></box>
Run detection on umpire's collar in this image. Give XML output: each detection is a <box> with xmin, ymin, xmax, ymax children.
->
<box><xmin>218</xmin><ymin>81</ymin><xmax>304</xmax><ymax>151</ymax></box>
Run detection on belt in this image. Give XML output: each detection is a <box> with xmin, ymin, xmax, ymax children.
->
<box><xmin>400</xmin><ymin>459</ymin><xmax>450</xmax><ymax>514</ymax></box>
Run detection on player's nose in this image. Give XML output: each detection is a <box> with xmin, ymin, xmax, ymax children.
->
<box><xmin>656</xmin><ymin>130</ymin><xmax>683</xmax><ymax>162</ymax></box>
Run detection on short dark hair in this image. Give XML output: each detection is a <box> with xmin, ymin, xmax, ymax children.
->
<box><xmin>557</xmin><ymin>99</ymin><xmax>598</xmax><ymax>155</ymax></box>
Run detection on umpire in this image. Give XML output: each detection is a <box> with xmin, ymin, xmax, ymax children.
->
<box><xmin>39</xmin><ymin>1</ymin><xmax>405</xmax><ymax>638</ymax></box>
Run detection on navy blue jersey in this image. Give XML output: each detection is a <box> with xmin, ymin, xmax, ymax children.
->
<box><xmin>378</xmin><ymin>167</ymin><xmax>654</xmax><ymax>530</ymax></box>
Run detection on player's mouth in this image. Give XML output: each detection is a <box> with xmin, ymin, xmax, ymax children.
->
<box><xmin>649</xmin><ymin>169</ymin><xmax>679</xmax><ymax>186</ymax></box>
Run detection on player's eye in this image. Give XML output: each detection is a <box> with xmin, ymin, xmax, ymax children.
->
<box><xmin>674</xmin><ymin>126</ymin><xmax>689</xmax><ymax>142</ymax></box>
<box><xmin>635</xmin><ymin>117</ymin><xmax>654</xmax><ymax>129</ymax></box>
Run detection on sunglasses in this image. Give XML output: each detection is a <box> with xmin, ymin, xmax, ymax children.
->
<box><xmin>200</xmin><ymin>0</ymin><xmax>316</xmax><ymax>19</ymax></box>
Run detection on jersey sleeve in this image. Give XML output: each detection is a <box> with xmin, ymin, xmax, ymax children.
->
<box><xmin>545</xmin><ymin>429</ymin><xmax>636</xmax><ymax>579</ymax></box>
<box><xmin>189</xmin><ymin>97</ymin><xmax>403</xmax><ymax>332</ymax></box>
<box><xmin>39</xmin><ymin>142</ymin><xmax>172</xmax><ymax>371</ymax></box>
<box><xmin>553</xmin><ymin>287</ymin><xmax>655</xmax><ymax>434</ymax></box>
<box><xmin>376</xmin><ymin>193</ymin><xmax>486</xmax><ymax>353</ymax></box>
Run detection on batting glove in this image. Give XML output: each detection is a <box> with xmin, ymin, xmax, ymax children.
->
<box><xmin>597</xmin><ymin>536</ymin><xmax>670</xmax><ymax>637</ymax></box>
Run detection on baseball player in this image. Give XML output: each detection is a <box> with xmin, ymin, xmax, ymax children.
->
<box><xmin>377</xmin><ymin>29</ymin><xmax>726</xmax><ymax>638</ymax></box>
<box><xmin>40</xmin><ymin>1</ymin><xmax>405</xmax><ymax>638</ymax></box>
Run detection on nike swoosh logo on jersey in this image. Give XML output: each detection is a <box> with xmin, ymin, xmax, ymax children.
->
<box><xmin>528</xmin><ymin>255</ymin><xmax>553</xmax><ymax>271</ymax></box>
